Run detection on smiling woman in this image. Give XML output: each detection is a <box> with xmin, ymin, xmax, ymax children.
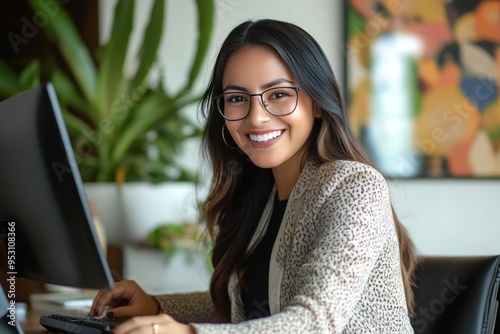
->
<box><xmin>89</xmin><ymin>19</ymin><xmax>418</xmax><ymax>334</ymax></box>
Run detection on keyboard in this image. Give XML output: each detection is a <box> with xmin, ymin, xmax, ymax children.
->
<box><xmin>39</xmin><ymin>314</ymin><xmax>121</xmax><ymax>334</ymax></box>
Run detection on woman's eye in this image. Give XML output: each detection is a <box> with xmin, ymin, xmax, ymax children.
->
<box><xmin>226</xmin><ymin>95</ymin><xmax>246</xmax><ymax>103</ymax></box>
<box><xmin>270</xmin><ymin>91</ymin><xmax>289</xmax><ymax>99</ymax></box>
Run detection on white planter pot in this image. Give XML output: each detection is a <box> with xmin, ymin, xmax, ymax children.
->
<box><xmin>124</xmin><ymin>245</ymin><xmax>211</xmax><ymax>294</ymax></box>
<box><xmin>84</xmin><ymin>182</ymin><xmax>198</xmax><ymax>244</ymax></box>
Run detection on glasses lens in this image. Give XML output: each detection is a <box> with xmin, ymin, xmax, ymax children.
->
<box><xmin>217</xmin><ymin>92</ymin><xmax>250</xmax><ymax>120</ymax></box>
<box><xmin>262</xmin><ymin>87</ymin><xmax>298</xmax><ymax>116</ymax></box>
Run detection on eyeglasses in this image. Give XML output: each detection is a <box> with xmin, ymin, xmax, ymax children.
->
<box><xmin>215</xmin><ymin>86</ymin><xmax>301</xmax><ymax>121</ymax></box>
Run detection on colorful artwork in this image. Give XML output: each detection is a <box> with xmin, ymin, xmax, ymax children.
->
<box><xmin>345</xmin><ymin>0</ymin><xmax>500</xmax><ymax>178</ymax></box>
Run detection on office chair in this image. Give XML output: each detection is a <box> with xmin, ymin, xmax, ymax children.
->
<box><xmin>411</xmin><ymin>255</ymin><xmax>500</xmax><ymax>334</ymax></box>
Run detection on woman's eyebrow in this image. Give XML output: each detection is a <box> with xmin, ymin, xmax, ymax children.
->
<box><xmin>260</xmin><ymin>78</ymin><xmax>294</xmax><ymax>90</ymax></box>
<box><xmin>222</xmin><ymin>84</ymin><xmax>247</xmax><ymax>92</ymax></box>
<box><xmin>222</xmin><ymin>78</ymin><xmax>294</xmax><ymax>93</ymax></box>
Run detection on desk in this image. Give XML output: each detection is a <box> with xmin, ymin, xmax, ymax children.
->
<box><xmin>20</xmin><ymin>310</ymin><xmax>48</xmax><ymax>333</ymax></box>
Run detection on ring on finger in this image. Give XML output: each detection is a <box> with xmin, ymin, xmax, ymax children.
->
<box><xmin>152</xmin><ymin>323</ymin><xmax>159</xmax><ymax>334</ymax></box>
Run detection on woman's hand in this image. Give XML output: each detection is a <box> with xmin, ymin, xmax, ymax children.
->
<box><xmin>113</xmin><ymin>314</ymin><xmax>196</xmax><ymax>334</ymax></box>
<box><xmin>89</xmin><ymin>280</ymin><xmax>159</xmax><ymax>318</ymax></box>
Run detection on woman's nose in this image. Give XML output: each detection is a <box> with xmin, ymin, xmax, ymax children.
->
<box><xmin>246</xmin><ymin>96</ymin><xmax>271</xmax><ymax>123</ymax></box>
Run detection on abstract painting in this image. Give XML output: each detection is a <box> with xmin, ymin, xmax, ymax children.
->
<box><xmin>345</xmin><ymin>0</ymin><xmax>500</xmax><ymax>178</ymax></box>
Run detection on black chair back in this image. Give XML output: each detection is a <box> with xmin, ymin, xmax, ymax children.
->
<box><xmin>411</xmin><ymin>256</ymin><xmax>500</xmax><ymax>334</ymax></box>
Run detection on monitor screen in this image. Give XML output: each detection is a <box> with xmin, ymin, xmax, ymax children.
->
<box><xmin>0</xmin><ymin>83</ymin><xmax>114</xmax><ymax>290</ymax></box>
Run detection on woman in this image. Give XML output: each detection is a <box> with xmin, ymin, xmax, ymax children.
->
<box><xmin>90</xmin><ymin>19</ymin><xmax>417</xmax><ymax>333</ymax></box>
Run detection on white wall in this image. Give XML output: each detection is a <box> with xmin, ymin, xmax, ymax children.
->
<box><xmin>99</xmin><ymin>0</ymin><xmax>500</xmax><ymax>257</ymax></box>
<box><xmin>389</xmin><ymin>179</ymin><xmax>500</xmax><ymax>256</ymax></box>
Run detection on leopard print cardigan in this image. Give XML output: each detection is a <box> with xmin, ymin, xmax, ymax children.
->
<box><xmin>153</xmin><ymin>160</ymin><xmax>414</xmax><ymax>333</ymax></box>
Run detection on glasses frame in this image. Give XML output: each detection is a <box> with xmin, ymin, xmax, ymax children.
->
<box><xmin>215</xmin><ymin>86</ymin><xmax>301</xmax><ymax>121</ymax></box>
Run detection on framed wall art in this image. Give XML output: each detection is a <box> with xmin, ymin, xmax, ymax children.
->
<box><xmin>344</xmin><ymin>0</ymin><xmax>500</xmax><ymax>178</ymax></box>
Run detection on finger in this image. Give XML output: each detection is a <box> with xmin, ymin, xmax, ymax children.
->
<box><xmin>90</xmin><ymin>290</ymin><xmax>112</xmax><ymax>317</ymax></box>
<box><xmin>90</xmin><ymin>281</ymin><xmax>130</xmax><ymax>317</ymax></box>
<box><xmin>107</xmin><ymin>297</ymin><xmax>157</xmax><ymax>318</ymax></box>
<box><xmin>113</xmin><ymin>314</ymin><xmax>172</xmax><ymax>334</ymax></box>
<box><xmin>106</xmin><ymin>304</ymin><xmax>143</xmax><ymax>319</ymax></box>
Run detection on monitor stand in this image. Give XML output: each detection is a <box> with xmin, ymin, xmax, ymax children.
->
<box><xmin>0</xmin><ymin>220</ymin><xmax>24</xmax><ymax>333</ymax></box>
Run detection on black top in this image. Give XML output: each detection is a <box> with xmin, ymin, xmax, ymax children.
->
<box><xmin>241</xmin><ymin>197</ymin><xmax>288</xmax><ymax>320</ymax></box>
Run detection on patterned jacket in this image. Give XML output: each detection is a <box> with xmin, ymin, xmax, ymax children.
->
<box><xmin>154</xmin><ymin>160</ymin><xmax>414</xmax><ymax>333</ymax></box>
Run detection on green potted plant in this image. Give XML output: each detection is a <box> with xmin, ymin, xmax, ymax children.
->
<box><xmin>147</xmin><ymin>220</ymin><xmax>213</xmax><ymax>271</ymax></box>
<box><xmin>0</xmin><ymin>0</ymin><xmax>215</xmax><ymax>244</ymax></box>
<box><xmin>0</xmin><ymin>0</ymin><xmax>214</xmax><ymax>184</ymax></box>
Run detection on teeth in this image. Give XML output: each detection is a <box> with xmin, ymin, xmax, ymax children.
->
<box><xmin>249</xmin><ymin>130</ymin><xmax>283</xmax><ymax>142</ymax></box>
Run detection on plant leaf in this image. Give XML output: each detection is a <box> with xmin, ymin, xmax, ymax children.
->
<box><xmin>176</xmin><ymin>0</ymin><xmax>214</xmax><ymax>98</ymax></box>
<box><xmin>129</xmin><ymin>0</ymin><xmax>164</xmax><ymax>92</ymax></box>
<box><xmin>28</xmin><ymin>0</ymin><xmax>97</xmax><ymax>105</ymax></box>
<box><xmin>51</xmin><ymin>69</ymin><xmax>88</xmax><ymax>112</ymax></box>
<box><xmin>97</xmin><ymin>0</ymin><xmax>135</xmax><ymax>114</ymax></box>
<box><xmin>19</xmin><ymin>60</ymin><xmax>40</xmax><ymax>89</ymax></box>
<box><xmin>0</xmin><ymin>60</ymin><xmax>21</xmax><ymax>97</ymax></box>
<box><xmin>111</xmin><ymin>92</ymin><xmax>170</xmax><ymax>168</ymax></box>
<box><xmin>61</xmin><ymin>108</ymin><xmax>93</xmax><ymax>137</ymax></box>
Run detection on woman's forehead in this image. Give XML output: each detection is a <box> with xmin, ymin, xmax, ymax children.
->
<box><xmin>222</xmin><ymin>45</ymin><xmax>295</xmax><ymax>90</ymax></box>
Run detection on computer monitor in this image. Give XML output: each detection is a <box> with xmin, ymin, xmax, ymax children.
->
<box><xmin>0</xmin><ymin>83</ymin><xmax>114</xmax><ymax>331</ymax></box>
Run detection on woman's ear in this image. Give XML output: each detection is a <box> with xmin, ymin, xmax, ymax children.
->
<box><xmin>313</xmin><ymin>105</ymin><xmax>322</xmax><ymax>118</ymax></box>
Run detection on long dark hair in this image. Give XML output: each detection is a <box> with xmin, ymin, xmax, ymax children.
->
<box><xmin>200</xmin><ymin>19</ymin><xmax>417</xmax><ymax>322</ymax></box>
